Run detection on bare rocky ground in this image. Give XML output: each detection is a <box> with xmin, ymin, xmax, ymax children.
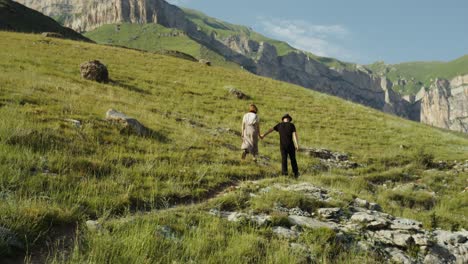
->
<box><xmin>209</xmin><ymin>181</ymin><xmax>468</xmax><ymax>264</ymax></box>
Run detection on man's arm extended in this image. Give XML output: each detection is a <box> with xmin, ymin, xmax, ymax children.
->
<box><xmin>260</xmin><ymin>128</ymin><xmax>274</xmax><ymax>139</ymax></box>
<box><xmin>293</xmin><ymin>131</ymin><xmax>299</xmax><ymax>150</ymax></box>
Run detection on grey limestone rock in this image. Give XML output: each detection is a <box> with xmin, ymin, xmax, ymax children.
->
<box><xmin>106</xmin><ymin>109</ymin><xmax>152</xmax><ymax>137</ymax></box>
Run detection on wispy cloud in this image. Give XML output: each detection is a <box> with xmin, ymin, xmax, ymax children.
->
<box><xmin>258</xmin><ymin>18</ymin><xmax>355</xmax><ymax>61</ymax></box>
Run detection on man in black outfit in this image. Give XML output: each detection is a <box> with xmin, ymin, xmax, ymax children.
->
<box><xmin>261</xmin><ymin>114</ymin><xmax>299</xmax><ymax>177</ymax></box>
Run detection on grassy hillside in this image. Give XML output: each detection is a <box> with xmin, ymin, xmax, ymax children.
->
<box><xmin>368</xmin><ymin>55</ymin><xmax>468</xmax><ymax>95</ymax></box>
<box><xmin>0</xmin><ymin>32</ymin><xmax>467</xmax><ymax>262</ymax></box>
<box><xmin>0</xmin><ymin>0</ymin><xmax>89</xmax><ymax>42</ymax></box>
<box><xmin>84</xmin><ymin>23</ymin><xmax>242</xmax><ymax>70</ymax></box>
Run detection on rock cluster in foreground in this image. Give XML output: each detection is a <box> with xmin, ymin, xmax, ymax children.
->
<box><xmin>210</xmin><ymin>182</ymin><xmax>468</xmax><ymax>264</ymax></box>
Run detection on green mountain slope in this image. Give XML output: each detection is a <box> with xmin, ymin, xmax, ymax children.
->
<box><xmin>368</xmin><ymin>55</ymin><xmax>468</xmax><ymax>95</ymax></box>
<box><xmin>84</xmin><ymin>7</ymin><xmax>354</xmax><ymax>71</ymax></box>
<box><xmin>0</xmin><ymin>0</ymin><xmax>90</xmax><ymax>42</ymax></box>
<box><xmin>84</xmin><ymin>23</ymin><xmax>241</xmax><ymax>70</ymax></box>
<box><xmin>0</xmin><ymin>32</ymin><xmax>467</xmax><ymax>262</ymax></box>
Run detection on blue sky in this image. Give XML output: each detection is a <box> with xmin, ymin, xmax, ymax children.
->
<box><xmin>167</xmin><ymin>0</ymin><xmax>468</xmax><ymax>64</ymax></box>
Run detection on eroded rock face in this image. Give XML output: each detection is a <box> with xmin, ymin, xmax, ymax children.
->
<box><xmin>420</xmin><ymin>77</ymin><xmax>468</xmax><ymax>133</ymax></box>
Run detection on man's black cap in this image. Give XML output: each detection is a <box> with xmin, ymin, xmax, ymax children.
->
<box><xmin>282</xmin><ymin>113</ymin><xmax>292</xmax><ymax>121</ymax></box>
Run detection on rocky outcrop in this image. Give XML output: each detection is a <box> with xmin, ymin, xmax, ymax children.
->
<box><xmin>210</xmin><ymin>182</ymin><xmax>468</xmax><ymax>263</ymax></box>
<box><xmin>418</xmin><ymin>76</ymin><xmax>468</xmax><ymax>133</ymax></box>
<box><xmin>18</xmin><ymin>0</ymin><xmax>413</xmax><ymax>120</ymax></box>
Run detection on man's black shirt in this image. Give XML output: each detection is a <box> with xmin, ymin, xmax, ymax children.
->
<box><xmin>273</xmin><ymin>122</ymin><xmax>296</xmax><ymax>149</ymax></box>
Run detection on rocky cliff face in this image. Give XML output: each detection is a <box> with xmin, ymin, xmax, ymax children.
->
<box><xmin>20</xmin><ymin>0</ymin><xmax>451</xmax><ymax>127</ymax></box>
<box><xmin>418</xmin><ymin>76</ymin><xmax>468</xmax><ymax>133</ymax></box>
<box><xmin>16</xmin><ymin>0</ymin><xmax>186</xmax><ymax>32</ymax></box>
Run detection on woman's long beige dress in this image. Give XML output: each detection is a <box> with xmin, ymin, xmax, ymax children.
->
<box><xmin>241</xmin><ymin>112</ymin><xmax>259</xmax><ymax>156</ymax></box>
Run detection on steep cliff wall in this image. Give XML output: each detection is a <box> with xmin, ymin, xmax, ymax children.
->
<box><xmin>17</xmin><ymin>0</ymin><xmax>413</xmax><ymax>120</ymax></box>
<box><xmin>419</xmin><ymin>76</ymin><xmax>468</xmax><ymax>133</ymax></box>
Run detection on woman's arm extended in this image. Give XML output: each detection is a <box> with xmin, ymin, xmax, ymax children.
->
<box><xmin>241</xmin><ymin>121</ymin><xmax>245</xmax><ymax>138</ymax></box>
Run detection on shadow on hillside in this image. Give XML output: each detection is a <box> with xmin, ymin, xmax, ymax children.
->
<box><xmin>119</xmin><ymin>124</ymin><xmax>170</xmax><ymax>143</ymax></box>
<box><xmin>109</xmin><ymin>80</ymin><xmax>151</xmax><ymax>95</ymax></box>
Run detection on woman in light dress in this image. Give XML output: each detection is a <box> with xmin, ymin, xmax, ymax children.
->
<box><xmin>241</xmin><ymin>104</ymin><xmax>261</xmax><ymax>161</ymax></box>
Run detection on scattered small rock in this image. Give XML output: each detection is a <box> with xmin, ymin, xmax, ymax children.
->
<box><xmin>41</xmin><ymin>32</ymin><xmax>63</xmax><ymax>39</ymax></box>
<box><xmin>199</xmin><ymin>59</ymin><xmax>211</xmax><ymax>66</ymax></box>
<box><xmin>80</xmin><ymin>60</ymin><xmax>109</xmax><ymax>83</ymax></box>
<box><xmin>106</xmin><ymin>109</ymin><xmax>152</xmax><ymax>137</ymax></box>
<box><xmin>354</xmin><ymin>198</ymin><xmax>369</xmax><ymax>208</ymax></box>
<box><xmin>225</xmin><ymin>86</ymin><xmax>249</xmax><ymax>99</ymax></box>
<box><xmin>155</xmin><ymin>225</ymin><xmax>179</xmax><ymax>241</ymax></box>
<box><xmin>288</xmin><ymin>215</ymin><xmax>339</xmax><ymax>230</ymax></box>
<box><xmin>272</xmin><ymin>226</ymin><xmax>299</xmax><ymax>239</ymax></box>
<box><xmin>0</xmin><ymin>226</ymin><xmax>24</xmax><ymax>252</ymax></box>
<box><xmin>85</xmin><ymin>220</ymin><xmax>103</xmax><ymax>232</ymax></box>
<box><xmin>64</xmin><ymin>118</ymin><xmax>82</xmax><ymax>128</ymax></box>
<box><xmin>317</xmin><ymin>208</ymin><xmax>342</xmax><ymax>221</ymax></box>
<box><xmin>300</xmin><ymin>148</ymin><xmax>360</xmax><ymax>169</ymax></box>
<box><xmin>390</xmin><ymin>218</ymin><xmax>423</xmax><ymax>231</ymax></box>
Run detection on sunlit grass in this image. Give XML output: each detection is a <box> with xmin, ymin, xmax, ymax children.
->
<box><xmin>0</xmin><ymin>32</ymin><xmax>467</xmax><ymax>262</ymax></box>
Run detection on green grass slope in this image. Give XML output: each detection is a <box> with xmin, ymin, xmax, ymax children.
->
<box><xmin>84</xmin><ymin>23</ymin><xmax>241</xmax><ymax>70</ymax></box>
<box><xmin>0</xmin><ymin>0</ymin><xmax>90</xmax><ymax>42</ymax></box>
<box><xmin>0</xmin><ymin>32</ymin><xmax>467</xmax><ymax>262</ymax></box>
<box><xmin>368</xmin><ymin>55</ymin><xmax>468</xmax><ymax>95</ymax></box>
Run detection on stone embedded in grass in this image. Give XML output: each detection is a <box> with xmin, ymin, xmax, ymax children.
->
<box><xmin>106</xmin><ymin>109</ymin><xmax>152</xmax><ymax>137</ymax></box>
<box><xmin>300</xmin><ymin>148</ymin><xmax>360</xmax><ymax>170</ymax></box>
<box><xmin>155</xmin><ymin>226</ymin><xmax>178</xmax><ymax>241</ymax></box>
<box><xmin>85</xmin><ymin>220</ymin><xmax>103</xmax><ymax>232</ymax></box>
<box><xmin>0</xmin><ymin>226</ymin><xmax>24</xmax><ymax>254</ymax></box>
<box><xmin>272</xmin><ymin>226</ymin><xmax>299</xmax><ymax>239</ymax></box>
<box><xmin>80</xmin><ymin>60</ymin><xmax>109</xmax><ymax>83</ymax></box>
<box><xmin>390</xmin><ymin>217</ymin><xmax>422</xmax><ymax>231</ymax></box>
<box><xmin>317</xmin><ymin>208</ymin><xmax>342</xmax><ymax>221</ymax></box>
<box><xmin>41</xmin><ymin>32</ymin><xmax>63</xmax><ymax>39</ymax></box>
<box><xmin>354</xmin><ymin>198</ymin><xmax>369</xmax><ymax>208</ymax></box>
<box><xmin>198</xmin><ymin>59</ymin><xmax>211</xmax><ymax>66</ymax></box>
<box><xmin>287</xmin><ymin>215</ymin><xmax>339</xmax><ymax>230</ymax></box>
<box><xmin>353</xmin><ymin>198</ymin><xmax>382</xmax><ymax>212</ymax></box>
<box><xmin>350</xmin><ymin>211</ymin><xmax>390</xmax><ymax>230</ymax></box>
<box><xmin>64</xmin><ymin>118</ymin><xmax>82</xmax><ymax>128</ymax></box>
<box><xmin>225</xmin><ymin>85</ymin><xmax>249</xmax><ymax>99</ymax></box>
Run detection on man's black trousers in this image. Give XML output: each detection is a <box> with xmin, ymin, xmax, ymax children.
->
<box><xmin>280</xmin><ymin>146</ymin><xmax>298</xmax><ymax>177</ymax></box>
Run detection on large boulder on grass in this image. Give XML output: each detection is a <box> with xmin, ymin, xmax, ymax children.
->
<box><xmin>41</xmin><ymin>32</ymin><xmax>63</xmax><ymax>39</ymax></box>
<box><xmin>80</xmin><ymin>60</ymin><xmax>109</xmax><ymax>83</ymax></box>
<box><xmin>225</xmin><ymin>85</ymin><xmax>249</xmax><ymax>99</ymax></box>
<box><xmin>199</xmin><ymin>59</ymin><xmax>211</xmax><ymax>66</ymax></box>
<box><xmin>105</xmin><ymin>109</ymin><xmax>151</xmax><ymax>137</ymax></box>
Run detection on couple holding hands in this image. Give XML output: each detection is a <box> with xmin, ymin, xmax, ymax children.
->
<box><xmin>241</xmin><ymin>104</ymin><xmax>300</xmax><ymax>178</ymax></box>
